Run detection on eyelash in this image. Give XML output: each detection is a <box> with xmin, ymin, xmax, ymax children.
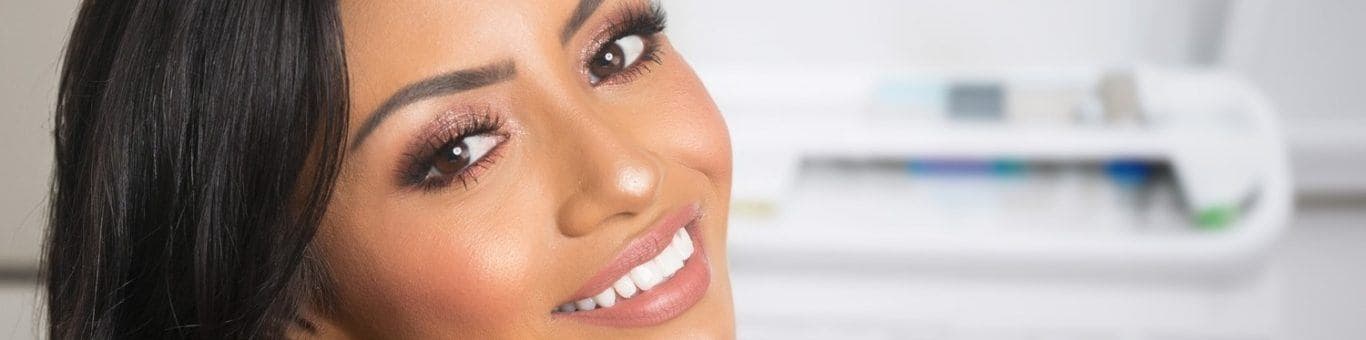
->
<box><xmin>394</xmin><ymin>4</ymin><xmax>668</xmax><ymax>193</ymax></box>
<box><xmin>398</xmin><ymin>111</ymin><xmax>507</xmax><ymax>192</ymax></box>
<box><xmin>589</xmin><ymin>2</ymin><xmax>668</xmax><ymax>85</ymax></box>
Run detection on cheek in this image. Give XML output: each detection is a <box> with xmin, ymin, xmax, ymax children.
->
<box><xmin>319</xmin><ymin>192</ymin><xmax>549</xmax><ymax>336</ymax></box>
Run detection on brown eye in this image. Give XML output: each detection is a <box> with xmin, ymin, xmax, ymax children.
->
<box><xmin>422</xmin><ymin>134</ymin><xmax>501</xmax><ymax>182</ymax></box>
<box><xmin>432</xmin><ymin>140</ymin><xmax>471</xmax><ymax>175</ymax></box>
<box><xmin>588</xmin><ymin>35</ymin><xmax>647</xmax><ymax>84</ymax></box>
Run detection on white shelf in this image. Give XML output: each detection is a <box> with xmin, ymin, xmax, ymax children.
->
<box><xmin>725</xmin><ymin>68</ymin><xmax>1293</xmax><ymax>275</ymax></box>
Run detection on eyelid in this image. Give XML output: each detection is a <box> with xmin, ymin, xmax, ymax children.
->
<box><xmin>396</xmin><ymin>107</ymin><xmax>511</xmax><ymax>192</ymax></box>
<box><xmin>404</xmin><ymin>132</ymin><xmax>509</xmax><ymax>193</ymax></box>
<box><xmin>578</xmin><ymin>2</ymin><xmax>667</xmax><ymax>85</ymax></box>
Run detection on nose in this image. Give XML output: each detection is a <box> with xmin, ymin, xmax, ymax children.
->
<box><xmin>554</xmin><ymin>119</ymin><xmax>663</xmax><ymax>237</ymax></box>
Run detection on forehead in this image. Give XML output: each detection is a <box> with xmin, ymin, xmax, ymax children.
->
<box><xmin>338</xmin><ymin>0</ymin><xmax>580</xmax><ymax>113</ymax></box>
<box><xmin>338</xmin><ymin>0</ymin><xmax>580</xmax><ymax>65</ymax></box>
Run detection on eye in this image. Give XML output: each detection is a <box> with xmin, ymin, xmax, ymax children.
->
<box><xmin>420</xmin><ymin>133</ymin><xmax>501</xmax><ymax>185</ymax></box>
<box><xmin>588</xmin><ymin>34</ymin><xmax>648</xmax><ymax>85</ymax></box>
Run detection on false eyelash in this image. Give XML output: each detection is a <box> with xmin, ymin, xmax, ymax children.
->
<box><xmin>592</xmin><ymin>2</ymin><xmax>669</xmax><ymax>85</ymax></box>
<box><xmin>397</xmin><ymin>110</ymin><xmax>507</xmax><ymax>192</ymax></box>
<box><xmin>610</xmin><ymin>1</ymin><xmax>667</xmax><ymax>39</ymax></box>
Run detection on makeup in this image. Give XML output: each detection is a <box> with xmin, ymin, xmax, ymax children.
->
<box><xmin>1098</xmin><ymin>71</ymin><xmax>1146</xmax><ymax>125</ymax></box>
<box><xmin>796</xmin><ymin>157</ymin><xmax>1202</xmax><ymax>233</ymax></box>
<box><xmin>396</xmin><ymin>107</ymin><xmax>509</xmax><ymax>192</ymax></box>
<box><xmin>948</xmin><ymin>82</ymin><xmax>1006</xmax><ymax>121</ymax></box>
<box><xmin>870</xmin><ymin>78</ymin><xmax>947</xmax><ymax>122</ymax></box>
<box><xmin>554</xmin><ymin>204</ymin><xmax>710</xmax><ymax>327</ymax></box>
<box><xmin>581</xmin><ymin>2</ymin><xmax>667</xmax><ymax>86</ymax></box>
<box><xmin>1007</xmin><ymin>79</ymin><xmax>1087</xmax><ymax>124</ymax></box>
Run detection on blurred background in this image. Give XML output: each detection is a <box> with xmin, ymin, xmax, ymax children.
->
<box><xmin>2</xmin><ymin>0</ymin><xmax>1363</xmax><ymax>339</ymax></box>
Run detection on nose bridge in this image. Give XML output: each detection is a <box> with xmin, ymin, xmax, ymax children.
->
<box><xmin>549</xmin><ymin>97</ymin><xmax>663</xmax><ymax>237</ymax></box>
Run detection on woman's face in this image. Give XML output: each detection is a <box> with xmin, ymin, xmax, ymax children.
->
<box><xmin>314</xmin><ymin>0</ymin><xmax>733</xmax><ymax>338</ymax></box>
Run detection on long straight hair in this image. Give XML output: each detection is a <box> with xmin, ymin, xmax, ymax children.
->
<box><xmin>44</xmin><ymin>0</ymin><xmax>348</xmax><ymax>338</ymax></box>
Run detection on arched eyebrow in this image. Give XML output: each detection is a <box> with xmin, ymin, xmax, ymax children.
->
<box><xmin>560</xmin><ymin>0</ymin><xmax>604</xmax><ymax>44</ymax></box>
<box><xmin>353</xmin><ymin>0</ymin><xmax>603</xmax><ymax>151</ymax></box>
<box><xmin>350</xmin><ymin>60</ymin><xmax>516</xmax><ymax>151</ymax></box>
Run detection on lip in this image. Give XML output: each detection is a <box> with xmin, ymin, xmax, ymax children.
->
<box><xmin>556</xmin><ymin>203</ymin><xmax>711</xmax><ymax>327</ymax></box>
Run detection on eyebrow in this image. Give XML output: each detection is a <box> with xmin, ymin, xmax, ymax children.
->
<box><xmin>350</xmin><ymin>60</ymin><xmax>516</xmax><ymax>150</ymax></box>
<box><xmin>560</xmin><ymin>0</ymin><xmax>605</xmax><ymax>44</ymax></box>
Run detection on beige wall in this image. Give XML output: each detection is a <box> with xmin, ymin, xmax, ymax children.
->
<box><xmin>0</xmin><ymin>1</ymin><xmax>78</xmax><ymax>269</ymax></box>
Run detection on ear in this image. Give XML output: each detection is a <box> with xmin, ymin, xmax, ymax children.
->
<box><xmin>289</xmin><ymin>299</ymin><xmax>350</xmax><ymax>339</ymax></box>
<box><xmin>288</xmin><ymin>247</ymin><xmax>351</xmax><ymax>339</ymax></box>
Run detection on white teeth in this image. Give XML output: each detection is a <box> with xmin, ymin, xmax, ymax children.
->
<box><xmin>656</xmin><ymin>246</ymin><xmax>679</xmax><ymax>269</ymax></box>
<box><xmin>668</xmin><ymin>240</ymin><xmax>690</xmax><ymax>262</ymax></box>
<box><xmin>559</xmin><ymin>227</ymin><xmax>698</xmax><ymax>314</ymax></box>
<box><xmin>676</xmin><ymin>229</ymin><xmax>694</xmax><ymax>256</ymax></box>
<box><xmin>656</xmin><ymin>245</ymin><xmax>684</xmax><ymax>276</ymax></box>
<box><xmin>648</xmin><ymin>258</ymin><xmax>670</xmax><ymax>279</ymax></box>
<box><xmin>613</xmin><ymin>276</ymin><xmax>638</xmax><ymax>299</ymax></box>
<box><xmin>575</xmin><ymin>298</ymin><xmax>597</xmax><ymax>311</ymax></box>
<box><xmin>629</xmin><ymin>265</ymin><xmax>661</xmax><ymax>291</ymax></box>
<box><xmin>671</xmin><ymin>252</ymin><xmax>688</xmax><ymax>272</ymax></box>
<box><xmin>592</xmin><ymin>288</ymin><xmax>616</xmax><ymax>308</ymax></box>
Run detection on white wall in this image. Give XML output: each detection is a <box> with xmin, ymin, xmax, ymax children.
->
<box><xmin>1</xmin><ymin>0</ymin><xmax>1362</xmax><ymax>268</ymax></box>
<box><xmin>1225</xmin><ymin>0</ymin><xmax>1366</xmax><ymax>194</ymax></box>
<box><xmin>667</xmin><ymin>0</ymin><xmax>1212</xmax><ymax>71</ymax></box>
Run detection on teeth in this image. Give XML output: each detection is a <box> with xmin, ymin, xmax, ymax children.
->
<box><xmin>557</xmin><ymin>227</ymin><xmax>698</xmax><ymax>314</ymax></box>
<box><xmin>667</xmin><ymin>240</ymin><xmax>690</xmax><ymax>262</ymax></box>
<box><xmin>676</xmin><ymin>229</ymin><xmax>694</xmax><ymax>256</ymax></box>
<box><xmin>613</xmin><ymin>276</ymin><xmax>638</xmax><ymax>299</ymax></box>
<box><xmin>657</xmin><ymin>244</ymin><xmax>684</xmax><ymax>276</ymax></box>
<box><xmin>592</xmin><ymin>288</ymin><xmax>616</xmax><ymax>308</ymax></box>
<box><xmin>650</xmin><ymin>258</ymin><xmax>672</xmax><ymax>279</ymax></box>
<box><xmin>628</xmin><ymin>265</ymin><xmax>661</xmax><ymax>291</ymax></box>
<box><xmin>575</xmin><ymin>298</ymin><xmax>597</xmax><ymax>311</ymax></box>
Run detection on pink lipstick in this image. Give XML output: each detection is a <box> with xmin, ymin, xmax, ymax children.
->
<box><xmin>553</xmin><ymin>203</ymin><xmax>711</xmax><ymax>327</ymax></box>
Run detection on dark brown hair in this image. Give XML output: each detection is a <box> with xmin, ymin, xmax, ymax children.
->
<box><xmin>45</xmin><ymin>0</ymin><xmax>348</xmax><ymax>338</ymax></box>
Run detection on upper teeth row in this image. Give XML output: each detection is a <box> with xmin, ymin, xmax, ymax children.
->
<box><xmin>557</xmin><ymin>228</ymin><xmax>695</xmax><ymax>313</ymax></box>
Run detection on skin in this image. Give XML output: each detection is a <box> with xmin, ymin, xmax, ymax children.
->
<box><xmin>302</xmin><ymin>0</ymin><xmax>734</xmax><ymax>338</ymax></box>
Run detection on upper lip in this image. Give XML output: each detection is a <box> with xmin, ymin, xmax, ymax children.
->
<box><xmin>565</xmin><ymin>203</ymin><xmax>700</xmax><ymax>302</ymax></box>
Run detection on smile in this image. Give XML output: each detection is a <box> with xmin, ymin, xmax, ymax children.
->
<box><xmin>554</xmin><ymin>204</ymin><xmax>711</xmax><ymax>327</ymax></box>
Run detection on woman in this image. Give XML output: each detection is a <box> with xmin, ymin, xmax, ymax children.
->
<box><xmin>45</xmin><ymin>0</ymin><xmax>734</xmax><ymax>338</ymax></box>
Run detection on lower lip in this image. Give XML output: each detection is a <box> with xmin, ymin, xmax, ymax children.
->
<box><xmin>558</xmin><ymin>222</ymin><xmax>711</xmax><ymax>327</ymax></box>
